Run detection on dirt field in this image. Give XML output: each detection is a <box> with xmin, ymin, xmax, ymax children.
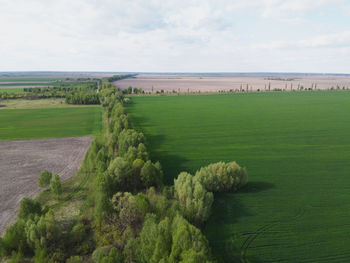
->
<box><xmin>0</xmin><ymin>99</ymin><xmax>99</xmax><ymax>109</ymax></box>
<box><xmin>114</xmin><ymin>74</ymin><xmax>350</xmax><ymax>92</ymax></box>
<box><xmin>0</xmin><ymin>136</ymin><xmax>93</xmax><ymax>235</ymax></box>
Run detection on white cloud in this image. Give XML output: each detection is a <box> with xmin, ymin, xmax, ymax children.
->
<box><xmin>0</xmin><ymin>0</ymin><xmax>348</xmax><ymax>72</ymax></box>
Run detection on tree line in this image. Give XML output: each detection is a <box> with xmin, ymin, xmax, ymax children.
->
<box><xmin>0</xmin><ymin>82</ymin><xmax>98</xmax><ymax>101</ymax></box>
<box><xmin>0</xmin><ymin>80</ymin><xmax>247</xmax><ymax>262</ymax></box>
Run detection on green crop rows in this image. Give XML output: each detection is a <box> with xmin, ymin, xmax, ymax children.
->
<box><xmin>127</xmin><ymin>91</ymin><xmax>350</xmax><ymax>262</ymax></box>
<box><xmin>0</xmin><ymin>107</ymin><xmax>101</xmax><ymax>140</ymax></box>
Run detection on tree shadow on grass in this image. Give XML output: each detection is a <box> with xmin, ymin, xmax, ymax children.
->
<box><xmin>205</xmin><ymin>181</ymin><xmax>275</xmax><ymax>263</ymax></box>
<box><xmin>239</xmin><ymin>181</ymin><xmax>275</xmax><ymax>194</ymax></box>
<box><xmin>144</xmin><ymin>134</ymin><xmax>190</xmax><ymax>185</ymax></box>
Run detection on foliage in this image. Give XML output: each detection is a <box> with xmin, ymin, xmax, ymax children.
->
<box><xmin>18</xmin><ymin>197</ymin><xmax>42</xmax><ymax>220</ymax></box>
<box><xmin>195</xmin><ymin>161</ymin><xmax>247</xmax><ymax>192</ymax></box>
<box><xmin>65</xmin><ymin>92</ymin><xmax>100</xmax><ymax>105</ymax></box>
<box><xmin>140</xmin><ymin>160</ymin><xmax>163</xmax><ymax>188</ymax></box>
<box><xmin>25</xmin><ymin>210</ymin><xmax>61</xmax><ymax>250</ymax></box>
<box><xmin>50</xmin><ymin>174</ymin><xmax>62</xmax><ymax>198</ymax></box>
<box><xmin>138</xmin><ymin>214</ymin><xmax>212</xmax><ymax>263</ymax></box>
<box><xmin>174</xmin><ymin>172</ymin><xmax>213</xmax><ymax>225</ymax></box>
<box><xmin>38</xmin><ymin>170</ymin><xmax>53</xmax><ymax>188</ymax></box>
<box><xmin>117</xmin><ymin>129</ymin><xmax>145</xmax><ymax>157</ymax></box>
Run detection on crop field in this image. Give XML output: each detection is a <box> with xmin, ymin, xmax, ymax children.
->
<box><xmin>127</xmin><ymin>91</ymin><xmax>350</xmax><ymax>263</ymax></box>
<box><xmin>115</xmin><ymin>73</ymin><xmax>350</xmax><ymax>93</ymax></box>
<box><xmin>0</xmin><ymin>88</ymin><xmax>24</xmax><ymax>93</ymax></box>
<box><xmin>0</xmin><ymin>106</ymin><xmax>101</xmax><ymax>140</ymax></box>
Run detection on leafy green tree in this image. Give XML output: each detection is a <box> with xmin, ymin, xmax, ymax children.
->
<box><xmin>140</xmin><ymin>161</ymin><xmax>163</xmax><ymax>188</ymax></box>
<box><xmin>1</xmin><ymin>219</ymin><xmax>28</xmax><ymax>255</ymax></box>
<box><xmin>169</xmin><ymin>215</ymin><xmax>212</xmax><ymax>262</ymax></box>
<box><xmin>18</xmin><ymin>197</ymin><xmax>42</xmax><ymax>220</ymax></box>
<box><xmin>38</xmin><ymin>170</ymin><xmax>52</xmax><ymax>188</ymax></box>
<box><xmin>174</xmin><ymin>172</ymin><xmax>213</xmax><ymax>225</ymax></box>
<box><xmin>117</xmin><ymin>129</ymin><xmax>145</xmax><ymax>157</ymax></box>
<box><xmin>108</xmin><ymin>157</ymin><xmax>135</xmax><ymax>191</ymax></box>
<box><xmin>195</xmin><ymin>161</ymin><xmax>247</xmax><ymax>192</ymax></box>
<box><xmin>111</xmin><ymin>192</ymin><xmax>150</xmax><ymax>230</ymax></box>
<box><xmin>25</xmin><ymin>210</ymin><xmax>61</xmax><ymax>250</ymax></box>
<box><xmin>50</xmin><ymin>174</ymin><xmax>62</xmax><ymax>198</ymax></box>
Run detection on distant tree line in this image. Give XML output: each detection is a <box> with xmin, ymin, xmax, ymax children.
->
<box><xmin>107</xmin><ymin>74</ymin><xmax>137</xmax><ymax>83</ymax></box>
<box><xmin>0</xmin><ymin>82</ymin><xmax>98</xmax><ymax>101</ymax></box>
<box><xmin>65</xmin><ymin>92</ymin><xmax>100</xmax><ymax>105</ymax></box>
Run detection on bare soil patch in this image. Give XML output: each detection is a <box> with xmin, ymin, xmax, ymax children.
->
<box><xmin>114</xmin><ymin>74</ymin><xmax>350</xmax><ymax>92</ymax></box>
<box><xmin>0</xmin><ymin>136</ymin><xmax>93</xmax><ymax>235</ymax></box>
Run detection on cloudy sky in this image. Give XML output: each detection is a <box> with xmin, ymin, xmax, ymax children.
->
<box><xmin>1</xmin><ymin>0</ymin><xmax>350</xmax><ymax>72</ymax></box>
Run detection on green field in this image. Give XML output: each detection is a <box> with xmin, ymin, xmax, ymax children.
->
<box><xmin>0</xmin><ymin>88</ymin><xmax>24</xmax><ymax>93</ymax></box>
<box><xmin>0</xmin><ymin>107</ymin><xmax>101</xmax><ymax>140</ymax></box>
<box><xmin>127</xmin><ymin>91</ymin><xmax>350</xmax><ymax>263</ymax></box>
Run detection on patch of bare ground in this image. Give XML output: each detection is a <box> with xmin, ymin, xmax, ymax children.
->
<box><xmin>0</xmin><ymin>136</ymin><xmax>93</xmax><ymax>235</ymax></box>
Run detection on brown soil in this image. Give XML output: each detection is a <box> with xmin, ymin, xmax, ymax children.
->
<box><xmin>0</xmin><ymin>136</ymin><xmax>93</xmax><ymax>235</ymax></box>
<box><xmin>114</xmin><ymin>74</ymin><xmax>350</xmax><ymax>92</ymax></box>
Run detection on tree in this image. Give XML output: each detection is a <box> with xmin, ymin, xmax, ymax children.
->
<box><xmin>18</xmin><ymin>197</ymin><xmax>42</xmax><ymax>220</ymax></box>
<box><xmin>194</xmin><ymin>161</ymin><xmax>247</xmax><ymax>193</ymax></box>
<box><xmin>117</xmin><ymin>129</ymin><xmax>145</xmax><ymax>157</ymax></box>
<box><xmin>174</xmin><ymin>172</ymin><xmax>213</xmax><ymax>225</ymax></box>
<box><xmin>38</xmin><ymin>170</ymin><xmax>52</xmax><ymax>188</ymax></box>
<box><xmin>140</xmin><ymin>161</ymin><xmax>163</xmax><ymax>188</ymax></box>
<box><xmin>50</xmin><ymin>174</ymin><xmax>62</xmax><ymax>198</ymax></box>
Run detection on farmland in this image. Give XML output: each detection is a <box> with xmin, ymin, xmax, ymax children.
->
<box><xmin>0</xmin><ymin>88</ymin><xmax>24</xmax><ymax>93</ymax></box>
<box><xmin>127</xmin><ymin>91</ymin><xmax>350</xmax><ymax>262</ymax></box>
<box><xmin>115</xmin><ymin>73</ymin><xmax>350</xmax><ymax>93</ymax></box>
<box><xmin>0</xmin><ymin>136</ymin><xmax>93</xmax><ymax>235</ymax></box>
<box><xmin>0</xmin><ymin>106</ymin><xmax>101</xmax><ymax>140</ymax></box>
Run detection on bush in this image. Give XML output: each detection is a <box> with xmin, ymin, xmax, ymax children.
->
<box><xmin>195</xmin><ymin>161</ymin><xmax>247</xmax><ymax>192</ymax></box>
<box><xmin>38</xmin><ymin>170</ymin><xmax>53</xmax><ymax>188</ymax></box>
<box><xmin>50</xmin><ymin>174</ymin><xmax>62</xmax><ymax>198</ymax></box>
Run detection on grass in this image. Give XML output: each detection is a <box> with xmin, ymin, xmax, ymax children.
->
<box><xmin>127</xmin><ymin>91</ymin><xmax>350</xmax><ymax>263</ymax></box>
<box><xmin>0</xmin><ymin>106</ymin><xmax>101</xmax><ymax>140</ymax></box>
<box><xmin>0</xmin><ymin>88</ymin><xmax>24</xmax><ymax>93</ymax></box>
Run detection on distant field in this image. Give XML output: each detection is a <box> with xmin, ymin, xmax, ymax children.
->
<box><xmin>127</xmin><ymin>91</ymin><xmax>350</xmax><ymax>263</ymax></box>
<box><xmin>0</xmin><ymin>78</ymin><xmax>65</xmax><ymax>82</ymax></box>
<box><xmin>0</xmin><ymin>82</ymin><xmax>55</xmax><ymax>86</ymax></box>
<box><xmin>0</xmin><ymin>107</ymin><xmax>101</xmax><ymax>140</ymax></box>
<box><xmin>0</xmin><ymin>88</ymin><xmax>24</xmax><ymax>93</ymax></box>
<box><xmin>0</xmin><ymin>98</ymin><xmax>96</xmax><ymax>109</ymax></box>
<box><xmin>116</xmin><ymin>73</ymin><xmax>350</xmax><ymax>93</ymax></box>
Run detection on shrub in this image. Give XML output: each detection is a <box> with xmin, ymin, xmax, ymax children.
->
<box><xmin>38</xmin><ymin>170</ymin><xmax>53</xmax><ymax>188</ymax></box>
<box><xmin>50</xmin><ymin>174</ymin><xmax>62</xmax><ymax>198</ymax></box>
<box><xmin>195</xmin><ymin>161</ymin><xmax>247</xmax><ymax>192</ymax></box>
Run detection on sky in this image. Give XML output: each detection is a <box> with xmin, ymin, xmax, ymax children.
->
<box><xmin>1</xmin><ymin>0</ymin><xmax>350</xmax><ymax>73</ymax></box>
